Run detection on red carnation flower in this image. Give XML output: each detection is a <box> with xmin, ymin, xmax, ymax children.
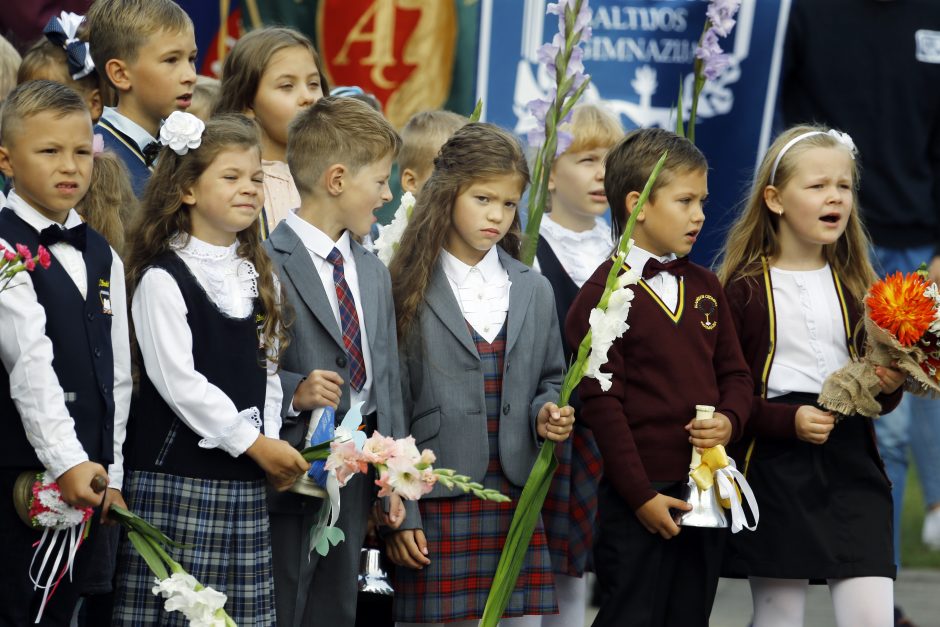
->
<box><xmin>36</xmin><ymin>246</ymin><xmax>52</xmax><ymax>270</ymax></box>
<box><xmin>15</xmin><ymin>244</ymin><xmax>31</xmax><ymax>260</ymax></box>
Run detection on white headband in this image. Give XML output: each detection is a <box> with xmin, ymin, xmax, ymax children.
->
<box><xmin>769</xmin><ymin>129</ymin><xmax>856</xmax><ymax>185</ymax></box>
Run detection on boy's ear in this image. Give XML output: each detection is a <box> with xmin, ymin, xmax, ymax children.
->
<box><xmin>325</xmin><ymin>163</ymin><xmax>347</xmax><ymax>196</ymax></box>
<box><xmin>400</xmin><ymin>168</ymin><xmax>418</xmax><ymax>194</ymax></box>
<box><xmin>624</xmin><ymin>190</ymin><xmax>645</xmax><ymax>222</ymax></box>
<box><xmin>0</xmin><ymin>145</ymin><xmax>13</xmax><ymax>179</ymax></box>
<box><xmin>764</xmin><ymin>185</ymin><xmax>784</xmax><ymax>215</ymax></box>
<box><xmin>104</xmin><ymin>59</ymin><xmax>133</xmax><ymax>93</ymax></box>
<box><xmin>87</xmin><ymin>89</ymin><xmax>104</xmax><ymax>122</ymax></box>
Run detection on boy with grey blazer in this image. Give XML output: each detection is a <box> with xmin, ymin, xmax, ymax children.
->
<box><xmin>264</xmin><ymin>97</ymin><xmax>412</xmax><ymax>627</ymax></box>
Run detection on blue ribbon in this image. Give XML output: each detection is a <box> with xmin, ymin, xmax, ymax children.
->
<box><xmin>43</xmin><ymin>14</ymin><xmax>95</xmax><ymax>81</ymax></box>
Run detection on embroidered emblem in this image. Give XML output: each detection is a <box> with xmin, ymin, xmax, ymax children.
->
<box><xmin>98</xmin><ymin>279</ymin><xmax>110</xmax><ymax>288</ymax></box>
<box><xmin>99</xmin><ymin>288</ymin><xmax>112</xmax><ymax>316</ymax></box>
<box><xmin>694</xmin><ymin>294</ymin><xmax>718</xmax><ymax>330</ymax></box>
<box><xmin>916</xmin><ymin>30</ymin><xmax>940</xmax><ymax>63</ymax></box>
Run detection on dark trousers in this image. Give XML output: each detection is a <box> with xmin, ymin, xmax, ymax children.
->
<box><xmin>592</xmin><ymin>480</ymin><xmax>725</xmax><ymax>627</ymax></box>
<box><xmin>0</xmin><ymin>468</ymin><xmax>103</xmax><ymax>627</ymax></box>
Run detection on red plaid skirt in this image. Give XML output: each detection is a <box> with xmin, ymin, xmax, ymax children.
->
<box><xmin>393</xmin><ymin>325</ymin><xmax>557</xmax><ymax>623</ymax></box>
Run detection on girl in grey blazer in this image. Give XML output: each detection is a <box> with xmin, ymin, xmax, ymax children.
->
<box><xmin>385</xmin><ymin>124</ymin><xmax>575</xmax><ymax>627</ymax></box>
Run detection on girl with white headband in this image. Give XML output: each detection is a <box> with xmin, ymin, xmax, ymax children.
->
<box><xmin>716</xmin><ymin>125</ymin><xmax>906</xmax><ymax>627</ymax></box>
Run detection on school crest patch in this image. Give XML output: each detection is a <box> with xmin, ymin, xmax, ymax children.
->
<box><xmin>694</xmin><ymin>293</ymin><xmax>718</xmax><ymax>330</ymax></box>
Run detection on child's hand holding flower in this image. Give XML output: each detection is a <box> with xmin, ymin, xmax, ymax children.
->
<box><xmin>536</xmin><ymin>402</ymin><xmax>574</xmax><ymax>442</ymax></box>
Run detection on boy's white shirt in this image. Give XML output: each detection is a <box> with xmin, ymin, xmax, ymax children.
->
<box><xmin>0</xmin><ymin>191</ymin><xmax>132</xmax><ymax>489</ymax></box>
<box><xmin>99</xmin><ymin>106</ymin><xmax>156</xmax><ymax>151</ymax></box>
<box><xmin>132</xmin><ymin>235</ymin><xmax>284</xmax><ymax>456</ymax></box>
<box><xmin>626</xmin><ymin>244</ymin><xmax>680</xmax><ymax>311</ymax></box>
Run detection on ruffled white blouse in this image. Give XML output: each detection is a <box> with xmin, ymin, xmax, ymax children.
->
<box><xmin>131</xmin><ymin>235</ymin><xmax>283</xmax><ymax>457</ymax></box>
<box><xmin>440</xmin><ymin>247</ymin><xmax>510</xmax><ymax>343</ymax></box>
<box><xmin>538</xmin><ymin>215</ymin><xmax>614</xmax><ymax>288</ymax></box>
<box><xmin>767</xmin><ymin>264</ymin><xmax>850</xmax><ymax>398</ymax></box>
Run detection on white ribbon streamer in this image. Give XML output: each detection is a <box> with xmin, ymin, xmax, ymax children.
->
<box><xmin>714</xmin><ymin>462</ymin><xmax>759</xmax><ymax>534</ymax></box>
<box><xmin>28</xmin><ymin>521</ymin><xmax>87</xmax><ymax>622</ymax></box>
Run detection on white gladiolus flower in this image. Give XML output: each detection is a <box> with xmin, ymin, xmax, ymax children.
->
<box><xmin>374</xmin><ymin>192</ymin><xmax>416</xmax><ymax>266</ymax></box>
<box><xmin>583</xmin><ymin>281</ymin><xmax>636</xmax><ymax>391</ymax></box>
<box><xmin>153</xmin><ymin>573</ymin><xmax>228</xmax><ymax>626</ymax></box>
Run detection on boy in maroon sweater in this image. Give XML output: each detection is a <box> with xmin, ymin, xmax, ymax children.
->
<box><xmin>566</xmin><ymin>128</ymin><xmax>752</xmax><ymax>627</ymax></box>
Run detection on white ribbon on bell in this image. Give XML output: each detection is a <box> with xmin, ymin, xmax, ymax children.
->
<box><xmin>713</xmin><ymin>460</ymin><xmax>760</xmax><ymax>534</ymax></box>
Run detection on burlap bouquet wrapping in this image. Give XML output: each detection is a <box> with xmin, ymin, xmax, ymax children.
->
<box><xmin>818</xmin><ymin>307</ymin><xmax>940</xmax><ymax>418</ymax></box>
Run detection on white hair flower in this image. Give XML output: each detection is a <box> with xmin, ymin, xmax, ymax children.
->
<box><xmin>159</xmin><ymin>111</ymin><xmax>205</xmax><ymax>156</ymax></box>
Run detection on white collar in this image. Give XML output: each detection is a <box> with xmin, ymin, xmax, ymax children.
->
<box><xmin>7</xmin><ymin>190</ymin><xmax>83</xmax><ymax>231</ymax></box>
<box><xmin>286</xmin><ymin>211</ymin><xmax>354</xmax><ymax>262</ymax></box>
<box><xmin>540</xmin><ymin>215</ymin><xmax>611</xmax><ymax>244</ymax></box>
<box><xmin>625</xmin><ymin>244</ymin><xmax>676</xmax><ymax>274</ymax></box>
<box><xmin>100</xmin><ymin>107</ymin><xmax>157</xmax><ymax>152</ymax></box>
<box><xmin>440</xmin><ymin>246</ymin><xmax>504</xmax><ymax>286</ymax></box>
<box><xmin>171</xmin><ymin>233</ymin><xmax>239</xmax><ymax>260</ymax></box>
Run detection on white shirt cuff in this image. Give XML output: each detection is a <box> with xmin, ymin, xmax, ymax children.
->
<box><xmin>37</xmin><ymin>443</ymin><xmax>90</xmax><ymax>482</ymax></box>
<box><xmin>198</xmin><ymin>407</ymin><xmax>262</xmax><ymax>457</ymax></box>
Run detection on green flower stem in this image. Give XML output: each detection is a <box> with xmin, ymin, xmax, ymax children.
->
<box><xmin>520</xmin><ymin>0</ymin><xmax>592</xmax><ymax>267</ymax></box>
<box><xmin>687</xmin><ymin>18</ymin><xmax>713</xmax><ymax>145</ymax></box>
<box><xmin>482</xmin><ymin>151</ymin><xmax>667</xmax><ymax>627</ymax></box>
<box><xmin>433</xmin><ymin>469</ymin><xmax>510</xmax><ymax>502</ymax></box>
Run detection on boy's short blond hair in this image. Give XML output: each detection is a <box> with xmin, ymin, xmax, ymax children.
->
<box><xmin>563</xmin><ymin>103</ymin><xmax>624</xmax><ymax>154</ymax></box>
<box><xmin>398</xmin><ymin>109</ymin><xmax>468</xmax><ymax>175</ymax></box>
<box><xmin>287</xmin><ymin>96</ymin><xmax>402</xmax><ymax>197</ymax></box>
<box><xmin>1</xmin><ymin>80</ymin><xmax>88</xmax><ymax>146</ymax></box>
<box><xmin>87</xmin><ymin>0</ymin><xmax>192</xmax><ymax>85</ymax></box>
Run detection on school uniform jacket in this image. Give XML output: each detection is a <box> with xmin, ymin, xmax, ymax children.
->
<box><xmin>566</xmin><ymin>259</ymin><xmax>753</xmax><ymax>512</ymax></box>
<box><xmin>94</xmin><ymin>117</ymin><xmax>153</xmax><ymax>197</ymax></box>
<box><xmin>398</xmin><ymin>248</ymin><xmax>565</xmax><ymax>521</ymax></box>
<box><xmin>264</xmin><ymin>220</ymin><xmax>409</xmax><ymax>515</ymax></box>
<box><xmin>724</xmin><ymin>259</ymin><xmax>902</xmax><ymax>444</ymax></box>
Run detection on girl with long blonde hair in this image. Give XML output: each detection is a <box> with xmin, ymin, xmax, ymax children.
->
<box><xmin>718</xmin><ymin>125</ymin><xmax>905</xmax><ymax>627</ymax></box>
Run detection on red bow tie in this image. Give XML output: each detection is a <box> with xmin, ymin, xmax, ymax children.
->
<box><xmin>641</xmin><ymin>256</ymin><xmax>689</xmax><ymax>280</ymax></box>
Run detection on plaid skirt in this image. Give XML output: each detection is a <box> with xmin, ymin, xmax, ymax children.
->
<box><xmin>112</xmin><ymin>470</ymin><xmax>276</xmax><ymax>626</ymax></box>
<box><xmin>542</xmin><ymin>423</ymin><xmax>602</xmax><ymax>576</ymax></box>
<box><xmin>393</xmin><ymin>325</ymin><xmax>557</xmax><ymax>623</ymax></box>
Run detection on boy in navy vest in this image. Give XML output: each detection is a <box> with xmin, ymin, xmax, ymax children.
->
<box><xmin>566</xmin><ymin>128</ymin><xmax>752</xmax><ymax>627</ymax></box>
<box><xmin>86</xmin><ymin>0</ymin><xmax>197</xmax><ymax>197</ymax></box>
<box><xmin>0</xmin><ymin>81</ymin><xmax>132</xmax><ymax>625</ymax></box>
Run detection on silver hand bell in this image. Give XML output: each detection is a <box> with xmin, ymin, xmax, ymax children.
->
<box><xmin>358</xmin><ymin>547</ymin><xmax>394</xmax><ymax>596</ymax></box>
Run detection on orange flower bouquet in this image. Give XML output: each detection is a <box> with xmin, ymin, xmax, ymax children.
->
<box><xmin>818</xmin><ymin>269</ymin><xmax>940</xmax><ymax>417</ymax></box>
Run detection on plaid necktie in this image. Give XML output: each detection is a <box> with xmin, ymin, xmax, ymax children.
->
<box><xmin>326</xmin><ymin>248</ymin><xmax>366</xmax><ymax>391</ymax></box>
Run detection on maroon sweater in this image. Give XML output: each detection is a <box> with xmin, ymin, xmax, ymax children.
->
<box><xmin>565</xmin><ymin>260</ymin><xmax>753</xmax><ymax>511</ymax></box>
<box><xmin>724</xmin><ymin>261</ymin><xmax>902</xmax><ymax>442</ymax></box>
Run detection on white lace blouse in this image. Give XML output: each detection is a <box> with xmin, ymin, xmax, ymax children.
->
<box><xmin>440</xmin><ymin>247</ymin><xmax>510</xmax><ymax>343</ymax></box>
<box><xmin>131</xmin><ymin>235</ymin><xmax>283</xmax><ymax>457</ymax></box>
<box><xmin>766</xmin><ymin>264</ymin><xmax>851</xmax><ymax>398</ymax></box>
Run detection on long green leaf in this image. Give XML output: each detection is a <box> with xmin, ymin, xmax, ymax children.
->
<box><xmin>675</xmin><ymin>77</ymin><xmax>685</xmax><ymax>137</ymax></box>
<box><xmin>469</xmin><ymin>98</ymin><xmax>483</xmax><ymax>123</ymax></box>
<box><xmin>111</xmin><ymin>504</ymin><xmax>190</xmax><ymax>548</ymax></box>
<box><xmin>127</xmin><ymin>530</ymin><xmax>169</xmax><ymax>580</ymax></box>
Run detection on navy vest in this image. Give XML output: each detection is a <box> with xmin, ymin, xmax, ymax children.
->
<box><xmin>127</xmin><ymin>252</ymin><xmax>267</xmax><ymax>480</ymax></box>
<box><xmin>94</xmin><ymin>118</ymin><xmax>152</xmax><ymax>198</ymax></box>
<box><xmin>0</xmin><ymin>208</ymin><xmax>115</xmax><ymax>468</ymax></box>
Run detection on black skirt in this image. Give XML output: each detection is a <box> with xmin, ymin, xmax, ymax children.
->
<box><xmin>723</xmin><ymin>392</ymin><xmax>895</xmax><ymax>581</ymax></box>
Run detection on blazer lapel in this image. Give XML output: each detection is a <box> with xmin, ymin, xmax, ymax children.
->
<box><xmin>270</xmin><ymin>223</ymin><xmax>345</xmax><ymax>351</ymax></box>
<box><xmin>425</xmin><ymin>262</ymin><xmax>479</xmax><ymax>359</ymax></box>
<box><xmin>500</xmin><ymin>248</ymin><xmax>533</xmax><ymax>355</ymax></box>
<box><xmin>353</xmin><ymin>243</ymin><xmax>379</xmax><ymax>352</ymax></box>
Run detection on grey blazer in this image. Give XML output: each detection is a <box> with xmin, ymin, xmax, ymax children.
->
<box><xmin>399</xmin><ymin>248</ymin><xmax>565</xmax><ymax>507</ymax></box>
<box><xmin>263</xmin><ymin>221</ymin><xmax>408</xmax><ymax>514</ymax></box>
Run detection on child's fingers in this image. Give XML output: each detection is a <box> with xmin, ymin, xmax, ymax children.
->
<box><xmin>394</xmin><ymin>531</ymin><xmax>430</xmax><ymax>569</ymax></box>
<box><xmin>317</xmin><ymin>370</ymin><xmax>345</xmax><ymax>386</ymax></box>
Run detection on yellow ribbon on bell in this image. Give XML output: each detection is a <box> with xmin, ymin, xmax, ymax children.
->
<box><xmin>690</xmin><ymin>444</ymin><xmax>740</xmax><ymax>509</ymax></box>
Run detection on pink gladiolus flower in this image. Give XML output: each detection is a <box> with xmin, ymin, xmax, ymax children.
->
<box><xmin>384</xmin><ymin>456</ymin><xmax>429</xmax><ymax>501</ymax></box>
<box><xmin>325</xmin><ymin>439</ymin><xmax>366</xmax><ymax>487</ymax></box>
<box><xmin>418</xmin><ymin>448</ymin><xmax>436</xmax><ymax>468</ymax></box>
<box><xmin>391</xmin><ymin>436</ymin><xmax>422</xmax><ymax>466</ymax></box>
<box><xmin>361</xmin><ymin>432</ymin><xmax>397</xmax><ymax>465</ymax></box>
<box><xmin>420</xmin><ymin>467</ymin><xmax>438</xmax><ymax>489</ymax></box>
<box><xmin>15</xmin><ymin>244</ymin><xmax>31</xmax><ymax>260</ymax></box>
<box><xmin>36</xmin><ymin>246</ymin><xmax>52</xmax><ymax>270</ymax></box>
<box><xmin>375</xmin><ymin>469</ymin><xmax>393</xmax><ymax>498</ymax></box>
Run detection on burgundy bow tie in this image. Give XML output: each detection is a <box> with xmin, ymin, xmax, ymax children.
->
<box><xmin>641</xmin><ymin>256</ymin><xmax>689</xmax><ymax>280</ymax></box>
